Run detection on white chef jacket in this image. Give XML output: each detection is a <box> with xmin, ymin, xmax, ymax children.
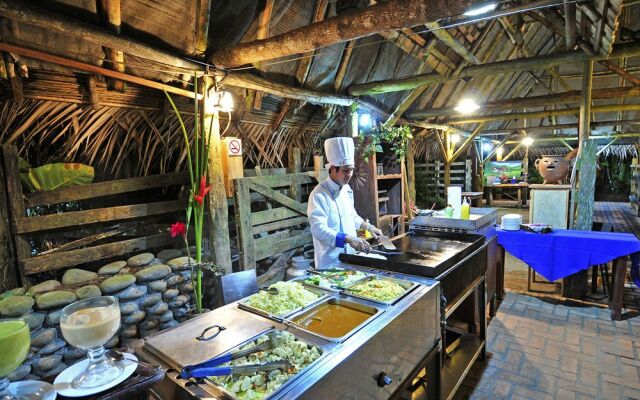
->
<box><xmin>307</xmin><ymin>177</ymin><xmax>365</xmax><ymax>268</ymax></box>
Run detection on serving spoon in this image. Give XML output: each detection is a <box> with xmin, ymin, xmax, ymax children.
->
<box><xmin>106</xmin><ymin>349</ymin><xmax>159</xmax><ymax>370</ymax></box>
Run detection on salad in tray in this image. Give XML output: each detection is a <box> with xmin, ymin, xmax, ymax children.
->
<box><xmin>346</xmin><ymin>279</ymin><xmax>407</xmax><ymax>302</ymax></box>
<box><xmin>209</xmin><ymin>331</ymin><xmax>322</xmax><ymax>400</ymax></box>
<box><xmin>303</xmin><ymin>268</ymin><xmax>367</xmax><ymax>289</ymax></box>
<box><xmin>244</xmin><ymin>281</ymin><xmax>320</xmax><ymax>316</ymax></box>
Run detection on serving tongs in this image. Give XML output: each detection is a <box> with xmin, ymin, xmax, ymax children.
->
<box><xmin>180</xmin><ymin>333</ymin><xmax>288</xmax><ymax>378</ymax></box>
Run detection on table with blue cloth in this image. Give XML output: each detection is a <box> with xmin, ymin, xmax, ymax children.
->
<box><xmin>496</xmin><ymin>228</ymin><xmax>640</xmax><ymax>320</ymax></box>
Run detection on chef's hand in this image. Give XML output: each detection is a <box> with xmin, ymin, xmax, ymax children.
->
<box><xmin>345</xmin><ymin>235</ymin><xmax>372</xmax><ymax>253</ymax></box>
<box><xmin>369</xmin><ymin>226</ymin><xmax>383</xmax><ymax>238</ymax></box>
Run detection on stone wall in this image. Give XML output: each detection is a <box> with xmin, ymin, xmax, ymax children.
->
<box><xmin>0</xmin><ymin>250</ymin><xmax>195</xmax><ymax>382</ymax></box>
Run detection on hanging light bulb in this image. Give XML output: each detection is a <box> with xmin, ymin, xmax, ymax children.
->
<box><xmin>454</xmin><ymin>98</ymin><xmax>480</xmax><ymax>114</ymax></box>
<box><xmin>463</xmin><ymin>3</ymin><xmax>497</xmax><ymax>16</ymax></box>
<box><xmin>205</xmin><ymin>87</ymin><xmax>234</xmax><ymax>114</ymax></box>
<box><xmin>451</xmin><ymin>134</ymin><xmax>462</xmax><ymax>144</ymax></box>
<box><xmin>482</xmin><ymin>142</ymin><xmax>493</xmax><ymax>152</ymax></box>
<box><xmin>522</xmin><ymin>137</ymin><xmax>534</xmax><ymax>146</ymax></box>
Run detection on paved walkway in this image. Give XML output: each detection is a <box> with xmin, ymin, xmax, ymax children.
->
<box><xmin>454</xmin><ymin>292</ymin><xmax>640</xmax><ymax>400</ymax></box>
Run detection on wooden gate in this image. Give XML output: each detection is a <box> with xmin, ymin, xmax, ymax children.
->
<box><xmin>234</xmin><ymin>172</ymin><xmax>318</xmax><ymax>270</ymax></box>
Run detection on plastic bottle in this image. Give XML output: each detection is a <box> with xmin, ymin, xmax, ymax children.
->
<box><xmin>461</xmin><ymin>197</ymin><xmax>470</xmax><ymax>220</ymax></box>
<box><xmin>445</xmin><ymin>204</ymin><xmax>453</xmax><ymax>218</ymax></box>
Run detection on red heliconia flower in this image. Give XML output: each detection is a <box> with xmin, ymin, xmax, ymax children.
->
<box><xmin>170</xmin><ymin>222</ymin><xmax>186</xmax><ymax>238</ymax></box>
<box><xmin>193</xmin><ymin>175</ymin><xmax>212</xmax><ymax>205</ymax></box>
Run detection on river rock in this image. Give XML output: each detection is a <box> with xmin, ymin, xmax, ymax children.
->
<box><xmin>127</xmin><ymin>253</ymin><xmax>155</xmax><ymax>267</ymax></box>
<box><xmin>34</xmin><ymin>354</ymin><xmax>63</xmax><ymax>372</ymax></box>
<box><xmin>36</xmin><ymin>291</ymin><xmax>76</xmax><ymax>310</ymax></box>
<box><xmin>114</xmin><ymin>284</ymin><xmax>146</xmax><ymax>300</ymax></box>
<box><xmin>63</xmin><ymin>347</ymin><xmax>87</xmax><ymax>360</ymax></box>
<box><xmin>166</xmin><ymin>275</ymin><xmax>185</xmax><ymax>287</ymax></box>
<box><xmin>148</xmin><ymin>302</ymin><xmax>168</xmax><ymax>315</ymax></box>
<box><xmin>45</xmin><ymin>309</ymin><xmax>62</xmax><ymax>326</ymax></box>
<box><xmin>105</xmin><ymin>335</ymin><xmax>119</xmax><ymax>349</ymax></box>
<box><xmin>6</xmin><ymin>287</ymin><xmax>26</xmax><ymax>297</ymax></box>
<box><xmin>38</xmin><ymin>362</ymin><xmax>67</xmax><ymax>379</ymax></box>
<box><xmin>158</xmin><ymin>310</ymin><xmax>174</xmax><ymax>323</ymax></box>
<box><xmin>160</xmin><ymin>320</ymin><xmax>179</xmax><ymax>330</ymax></box>
<box><xmin>135</xmin><ymin>264</ymin><xmax>171</xmax><ymax>282</ymax></box>
<box><xmin>61</xmin><ymin>269</ymin><xmax>98</xmax><ymax>286</ymax></box>
<box><xmin>38</xmin><ymin>338</ymin><xmax>66</xmax><ymax>355</ymax></box>
<box><xmin>31</xmin><ymin>328</ymin><xmax>57</xmax><ymax>347</ymax></box>
<box><xmin>173</xmin><ymin>307</ymin><xmax>188</xmax><ymax>318</ymax></box>
<box><xmin>139</xmin><ymin>320</ymin><xmax>158</xmax><ymax>331</ymax></box>
<box><xmin>75</xmin><ymin>285</ymin><xmax>102</xmax><ymax>300</ymax></box>
<box><xmin>141</xmin><ymin>293</ymin><xmax>162</xmax><ymax>308</ymax></box>
<box><xmin>0</xmin><ymin>296</ymin><xmax>34</xmax><ymax>316</ymax></box>
<box><xmin>7</xmin><ymin>364</ymin><xmax>31</xmax><ymax>382</ymax></box>
<box><xmin>162</xmin><ymin>289</ymin><xmax>179</xmax><ymax>301</ymax></box>
<box><xmin>119</xmin><ymin>325</ymin><xmax>137</xmax><ymax>338</ymax></box>
<box><xmin>101</xmin><ymin>274</ymin><xmax>136</xmax><ymax>294</ymax></box>
<box><xmin>124</xmin><ymin>311</ymin><xmax>146</xmax><ymax>324</ymax></box>
<box><xmin>167</xmin><ymin>256</ymin><xmax>195</xmax><ymax>271</ymax></box>
<box><xmin>179</xmin><ymin>282</ymin><xmax>194</xmax><ymax>294</ymax></box>
<box><xmin>147</xmin><ymin>279</ymin><xmax>167</xmax><ymax>293</ymax></box>
<box><xmin>27</xmin><ymin>280</ymin><xmax>61</xmax><ymax>295</ymax></box>
<box><xmin>23</xmin><ymin>312</ymin><xmax>45</xmax><ymax>330</ymax></box>
<box><xmin>169</xmin><ymin>297</ymin><xmax>186</xmax><ymax>308</ymax></box>
<box><xmin>119</xmin><ymin>302</ymin><xmax>139</xmax><ymax>315</ymax></box>
<box><xmin>98</xmin><ymin>261</ymin><xmax>127</xmax><ymax>275</ymax></box>
<box><xmin>158</xmin><ymin>249</ymin><xmax>182</xmax><ymax>261</ymax></box>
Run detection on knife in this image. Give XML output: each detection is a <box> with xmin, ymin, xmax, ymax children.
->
<box><xmin>377</xmin><ymin>235</ymin><xmax>397</xmax><ymax>251</ymax></box>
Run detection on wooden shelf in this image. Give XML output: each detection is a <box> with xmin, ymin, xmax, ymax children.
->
<box><xmin>377</xmin><ymin>173</ymin><xmax>402</xmax><ymax>180</ymax></box>
<box><xmin>379</xmin><ymin>214</ymin><xmax>401</xmax><ymax>221</ymax></box>
<box><xmin>442</xmin><ymin>334</ymin><xmax>485</xmax><ymax>400</ymax></box>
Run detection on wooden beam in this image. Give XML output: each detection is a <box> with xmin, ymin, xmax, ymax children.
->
<box><xmin>564</xmin><ymin>0</ymin><xmax>576</xmax><ymax>50</ymax></box>
<box><xmin>210</xmin><ymin>0</ymin><xmax>484</xmax><ymax>68</ymax></box>
<box><xmin>579</xmin><ymin>60</ymin><xmax>594</xmax><ymax>146</ymax></box>
<box><xmin>411</xmin><ymin>86</ymin><xmax>640</xmax><ymax>118</ymax></box>
<box><xmin>97</xmin><ymin>0</ymin><xmax>125</xmax><ymax>91</ymax></box>
<box><xmin>480</xmin><ymin>119</ymin><xmax>640</xmax><ymax>136</ymax></box>
<box><xmin>334</xmin><ymin>41</ymin><xmax>355</xmax><ymax>92</ymax></box>
<box><xmin>347</xmin><ymin>42</ymin><xmax>640</xmax><ymax>96</ymax></box>
<box><xmin>194</xmin><ymin>0</ymin><xmax>212</xmax><ymax>57</ymax></box>
<box><xmin>504</xmin><ymin>132</ymin><xmax>640</xmax><ymax>144</ymax></box>
<box><xmin>0</xmin><ymin>42</ymin><xmax>201</xmax><ymax>99</ymax></box>
<box><xmin>425</xmin><ymin>21</ymin><xmax>480</xmax><ymax>65</ymax></box>
<box><xmin>294</xmin><ymin>0</ymin><xmax>329</xmax><ymax>87</ymax></box>
<box><xmin>482</xmin><ymin>133</ymin><xmax>516</xmax><ymax>164</ymax></box>
<box><xmin>450</xmin><ymin>123</ymin><xmax>486</xmax><ymax>162</ymax></box>
<box><xmin>252</xmin><ymin>0</ymin><xmax>275</xmax><ymax>110</ymax></box>
<box><xmin>2</xmin><ymin>52</ymin><xmax>23</xmax><ymax>102</ymax></box>
<box><xmin>503</xmin><ymin>144</ymin><xmax>522</xmax><ymax>161</ymax></box>
<box><xmin>204</xmin><ymin>86</ymin><xmax>233</xmax><ymax>273</ymax></box>
<box><xmin>446</xmin><ymin>104</ymin><xmax>640</xmax><ymax>125</ymax></box>
<box><xmin>223</xmin><ymin>72</ymin><xmax>354</xmax><ymax>106</ymax></box>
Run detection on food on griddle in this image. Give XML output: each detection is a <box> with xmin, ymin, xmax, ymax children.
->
<box><xmin>244</xmin><ymin>281</ymin><xmax>320</xmax><ymax>316</ymax></box>
<box><xmin>304</xmin><ymin>269</ymin><xmax>366</xmax><ymax>289</ymax></box>
<box><xmin>209</xmin><ymin>331</ymin><xmax>322</xmax><ymax>400</ymax></box>
<box><xmin>347</xmin><ymin>279</ymin><xmax>406</xmax><ymax>302</ymax></box>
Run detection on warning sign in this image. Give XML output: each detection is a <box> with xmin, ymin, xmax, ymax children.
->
<box><xmin>227</xmin><ymin>138</ymin><xmax>242</xmax><ymax>156</ymax></box>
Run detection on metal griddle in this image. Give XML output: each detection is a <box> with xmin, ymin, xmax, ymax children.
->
<box><xmin>340</xmin><ymin>231</ymin><xmax>485</xmax><ymax>278</ymax></box>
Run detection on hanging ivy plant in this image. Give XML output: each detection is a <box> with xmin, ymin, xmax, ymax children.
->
<box><xmin>358</xmin><ymin>124</ymin><xmax>412</xmax><ymax>162</ymax></box>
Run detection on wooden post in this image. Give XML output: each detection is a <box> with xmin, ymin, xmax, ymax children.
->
<box><xmin>444</xmin><ymin>132</ymin><xmax>452</xmax><ymax>188</ymax></box>
<box><xmin>0</xmin><ymin>149</ymin><xmax>18</xmax><ymax>290</ymax></box>
<box><xmin>288</xmin><ymin>147</ymin><xmax>302</xmax><ymax>203</ymax></box>
<box><xmin>347</xmin><ymin>103</ymin><xmax>358</xmax><ymax>137</ymax></box>
<box><xmin>204</xmin><ymin>81</ymin><xmax>233</xmax><ymax>274</ymax></box>
<box><xmin>1</xmin><ymin>145</ymin><xmax>29</xmax><ymax>285</ymax></box>
<box><xmin>234</xmin><ymin>179</ymin><xmax>256</xmax><ymax>270</ymax></box>
<box><xmin>578</xmin><ymin>60</ymin><xmax>594</xmax><ymax>148</ymax></box>
<box><xmin>97</xmin><ymin>0</ymin><xmax>125</xmax><ymax>91</ymax></box>
<box><xmin>407</xmin><ymin>139</ymin><xmax>416</xmax><ymax>208</ymax></box>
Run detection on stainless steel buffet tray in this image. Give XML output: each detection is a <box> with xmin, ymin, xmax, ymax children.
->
<box><xmin>342</xmin><ymin>275</ymin><xmax>417</xmax><ymax>305</ymax></box>
<box><xmin>237</xmin><ymin>285</ymin><xmax>330</xmax><ymax>321</ymax></box>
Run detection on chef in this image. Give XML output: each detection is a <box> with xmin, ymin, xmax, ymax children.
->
<box><xmin>307</xmin><ymin>137</ymin><xmax>383</xmax><ymax>268</ymax></box>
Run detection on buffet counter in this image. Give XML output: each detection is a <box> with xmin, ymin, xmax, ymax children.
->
<box><xmin>140</xmin><ymin>268</ymin><xmax>440</xmax><ymax>400</ymax></box>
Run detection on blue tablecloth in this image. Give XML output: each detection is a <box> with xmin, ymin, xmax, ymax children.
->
<box><xmin>497</xmin><ymin>228</ymin><xmax>640</xmax><ymax>281</ymax></box>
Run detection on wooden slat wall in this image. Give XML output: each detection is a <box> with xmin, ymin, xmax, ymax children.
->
<box><xmin>416</xmin><ymin>160</ymin><xmax>473</xmax><ymax>195</ymax></box>
<box><xmin>2</xmin><ymin>145</ymin><xmax>190</xmax><ymax>277</ymax></box>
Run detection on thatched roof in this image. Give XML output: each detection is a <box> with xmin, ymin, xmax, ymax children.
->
<box><xmin>0</xmin><ymin>0</ymin><xmax>638</xmax><ymax>172</ymax></box>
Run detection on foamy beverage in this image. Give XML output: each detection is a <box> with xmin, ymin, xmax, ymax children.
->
<box><xmin>61</xmin><ymin>306</ymin><xmax>120</xmax><ymax>349</ymax></box>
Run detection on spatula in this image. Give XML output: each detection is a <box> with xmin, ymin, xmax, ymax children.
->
<box><xmin>377</xmin><ymin>235</ymin><xmax>397</xmax><ymax>251</ymax></box>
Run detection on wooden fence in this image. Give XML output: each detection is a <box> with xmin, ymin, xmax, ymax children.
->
<box><xmin>415</xmin><ymin>160</ymin><xmax>472</xmax><ymax>196</ymax></box>
<box><xmin>234</xmin><ymin>172</ymin><xmax>318</xmax><ymax>271</ymax></box>
<box><xmin>1</xmin><ymin>145</ymin><xmax>189</xmax><ymax>282</ymax></box>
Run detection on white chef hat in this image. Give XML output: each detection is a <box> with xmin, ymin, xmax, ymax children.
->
<box><xmin>324</xmin><ymin>137</ymin><xmax>355</xmax><ymax>169</ymax></box>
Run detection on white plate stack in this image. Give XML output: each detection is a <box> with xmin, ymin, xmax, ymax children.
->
<box><xmin>501</xmin><ymin>214</ymin><xmax>522</xmax><ymax>231</ymax></box>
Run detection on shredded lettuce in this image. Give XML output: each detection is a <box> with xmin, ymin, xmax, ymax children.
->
<box><xmin>245</xmin><ymin>281</ymin><xmax>319</xmax><ymax>316</ymax></box>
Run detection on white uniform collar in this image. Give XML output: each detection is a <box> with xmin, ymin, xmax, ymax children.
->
<box><xmin>324</xmin><ymin>176</ymin><xmax>342</xmax><ymax>194</ymax></box>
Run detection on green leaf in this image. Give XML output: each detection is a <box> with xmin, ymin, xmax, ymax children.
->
<box><xmin>20</xmin><ymin>163</ymin><xmax>94</xmax><ymax>192</ymax></box>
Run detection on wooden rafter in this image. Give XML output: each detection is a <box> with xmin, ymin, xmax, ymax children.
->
<box><xmin>347</xmin><ymin>42</ymin><xmax>640</xmax><ymax>95</ymax></box>
<box><xmin>564</xmin><ymin>0</ymin><xmax>577</xmax><ymax>49</ymax></box>
<box><xmin>252</xmin><ymin>0</ymin><xmax>275</xmax><ymax>110</ymax></box>
<box><xmin>210</xmin><ymin>0</ymin><xmax>485</xmax><ymax>68</ymax></box>
<box><xmin>411</xmin><ymin>86</ymin><xmax>640</xmax><ymax>118</ymax></box>
<box><xmin>294</xmin><ymin>0</ymin><xmax>329</xmax><ymax>87</ymax></box>
<box><xmin>2</xmin><ymin>52</ymin><xmax>23</xmax><ymax>102</ymax></box>
<box><xmin>194</xmin><ymin>0</ymin><xmax>213</xmax><ymax>56</ymax></box>
<box><xmin>479</xmin><ymin>119</ymin><xmax>640</xmax><ymax>136</ymax></box>
<box><xmin>425</xmin><ymin>21</ymin><xmax>480</xmax><ymax>65</ymax></box>
<box><xmin>97</xmin><ymin>0</ymin><xmax>125</xmax><ymax>92</ymax></box>
<box><xmin>333</xmin><ymin>41</ymin><xmax>355</xmax><ymax>93</ymax></box>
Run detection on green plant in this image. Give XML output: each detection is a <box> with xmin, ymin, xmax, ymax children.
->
<box><xmin>415</xmin><ymin>170</ymin><xmax>446</xmax><ymax>209</ymax></box>
<box><xmin>358</xmin><ymin>124</ymin><xmax>412</xmax><ymax>162</ymax></box>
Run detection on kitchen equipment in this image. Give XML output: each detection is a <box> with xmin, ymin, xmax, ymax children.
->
<box><xmin>377</xmin><ymin>235</ymin><xmax>397</xmax><ymax>251</ymax></box>
<box><xmin>181</xmin><ymin>359</ymin><xmax>291</xmax><ymax>378</ymax></box>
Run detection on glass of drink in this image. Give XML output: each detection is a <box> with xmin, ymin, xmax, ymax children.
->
<box><xmin>0</xmin><ymin>320</ymin><xmax>30</xmax><ymax>400</ymax></box>
<box><xmin>60</xmin><ymin>296</ymin><xmax>122</xmax><ymax>388</ymax></box>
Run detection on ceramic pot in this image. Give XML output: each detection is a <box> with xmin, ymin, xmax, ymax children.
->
<box><xmin>534</xmin><ymin>155</ymin><xmax>570</xmax><ymax>184</ymax></box>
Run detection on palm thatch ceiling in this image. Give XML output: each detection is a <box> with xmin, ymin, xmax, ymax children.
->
<box><xmin>0</xmin><ymin>0</ymin><xmax>639</xmax><ymax>171</ymax></box>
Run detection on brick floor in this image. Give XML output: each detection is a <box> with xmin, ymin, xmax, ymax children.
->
<box><xmin>453</xmin><ymin>292</ymin><xmax>640</xmax><ymax>400</ymax></box>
